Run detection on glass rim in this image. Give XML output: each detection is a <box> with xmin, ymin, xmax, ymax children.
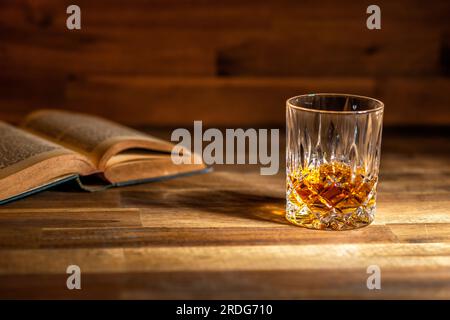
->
<box><xmin>286</xmin><ymin>93</ymin><xmax>384</xmax><ymax>115</ymax></box>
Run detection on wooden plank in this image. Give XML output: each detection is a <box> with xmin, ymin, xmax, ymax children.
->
<box><xmin>379</xmin><ymin>77</ymin><xmax>450</xmax><ymax>125</ymax></box>
<box><xmin>1</xmin><ymin>243</ymin><xmax>449</xmax><ymax>275</ymax></box>
<box><xmin>0</xmin><ymin>0</ymin><xmax>272</xmax><ymax>31</ymax></box>
<box><xmin>217</xmin><ymin>28</ymin><xmax>443</xmax><ymax>77</ymax></box>
<box><xmin>0</xmin><ymin>189</ymin><xmax>122</xmax><ymax>209</ymax></box>
<box><xmin>0</xmin><ymin>76</ymin><xmax>376</xmax><ymax>125</ymax></box>
<box><xmin>1</xmin><ymin>76</ymin><xmax>443</xmax><ymax>126</ymax></box>
<box><xmin>377</xmin><ymin>194</ymin><xmax>450</xmax><ymax>224</ymax></box>
<box><xmin>0</xmin><ymin>208</ymin><xmax>142</xmax><ymax>228</ymax></box>
<box><xmin>0</xmin><ymin>0</ymin><xmax>271</xmax><ymax>77</ymax></box>
<box><xmin>1</xmin><ymin>1</ymin><xmax>447</xmax><ymax>77</ymax></box>
<box><xmin>381</xmin><ymin>155</ymin><xmax>450</xmax><ymax>174</ymax></box>
<box><xmin>218</xmin><ymin>0</ymin><xmax>449</xmax><ymax>76</ymax></box>
<box><xmin>0</xmin><ymin>228</ymin><xmax>41</xmax><ymax>249</ymax></box>
<box><xmin>1</xmin><ymin>268</ymin><xmax>450</xmax><ymax>299</ymax></box>
<box><xmin>62</xmin><ymin>76</ymin><xmax>378</xmax><ymax>127</ymax></box>
<box><xmin>38</xmin><ymin>225</ymin><xmax>397</xmax><ymax>249</ymax></box>
<box><xmin>388</xmin><ymin>224</ymin><xmax>450</xmax><ymax>243</ymax></box>
<box><xmin>139</xmin><ymin>207</ymin><xmax>290</xmax><ymax>229</ymax></box>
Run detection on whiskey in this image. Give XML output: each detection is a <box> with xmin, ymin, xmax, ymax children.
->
<box><xmin>286</xmin><ymin>162</ymin><xmax>377</xmax><ymax>231</ymax></box>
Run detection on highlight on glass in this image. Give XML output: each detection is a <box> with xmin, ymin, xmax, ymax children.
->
<box><xmin>286</xmin><ymin>94</ymin><xmax>384</xmax><ymax>231</ymax></box>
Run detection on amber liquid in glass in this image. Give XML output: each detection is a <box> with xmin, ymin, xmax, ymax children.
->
<box><xmin>286</xmin><ymin>162</ymin><xmax>377</xmax><ymax>231</ymax></box>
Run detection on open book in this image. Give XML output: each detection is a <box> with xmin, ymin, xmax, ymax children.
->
<box><xmin>0</xmin><ymin>110</ymin><xmax>208</xmax><ymax>204</ymax></box>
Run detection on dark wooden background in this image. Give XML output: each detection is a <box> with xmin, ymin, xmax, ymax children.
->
<box><xmin>0</xmin><ymin>0</ymin><xmax>449</xmax><ymax>127</ymax></box>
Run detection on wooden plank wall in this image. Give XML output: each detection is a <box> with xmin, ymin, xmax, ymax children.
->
<box><xmin>0</xmin><ymin>0</ymin><xmax>449</xmax><ymax>126</ymax></box>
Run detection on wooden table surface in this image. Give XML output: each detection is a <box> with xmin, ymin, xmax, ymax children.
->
<box><xmin>0</xmin><ymin>131</ymin><xmax>449</xmax><ymax>299</ymax></box>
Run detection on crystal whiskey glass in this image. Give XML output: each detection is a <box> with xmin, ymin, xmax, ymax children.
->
<box><xmin>286</xmin><ymin>94</ymin><xmax>384</xmax><ymax>231</ymax></box>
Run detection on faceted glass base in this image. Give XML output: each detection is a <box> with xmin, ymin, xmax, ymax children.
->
<box><xmin>286</xmin><ymin>161</ymin><xmax>378</xmax><ymax>231</ymax></box>
<box><xmin>286</xmin><ymin>200</ymin><xmax>375</xmax><ymax>231</ymax></box>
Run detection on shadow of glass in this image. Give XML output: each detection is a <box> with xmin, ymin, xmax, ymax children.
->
<box><xmin>121</xmin><ymin>189</ymin><xmax>288</xmax><ymax>225</ymax></box>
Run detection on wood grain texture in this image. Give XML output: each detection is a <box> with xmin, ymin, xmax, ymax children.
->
<box><xmin>0</xmin><ymin>132</ymin><xmax>449</xmax><ymax>299</ymax></box>
<box><xmin>0</xmin><ymin>0</ymin><xmax>449</xmax><ymax>126</ymax></box>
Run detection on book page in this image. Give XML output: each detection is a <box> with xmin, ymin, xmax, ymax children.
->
<box><xmin>22</xmin><ymin>110</ymin><xmax>174</xmax><ymax>165</ymax></box>
<box><xmin>0</xmin><ymin>121</ymin><xmax>72</xmax><ymax>179</ymax></box>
